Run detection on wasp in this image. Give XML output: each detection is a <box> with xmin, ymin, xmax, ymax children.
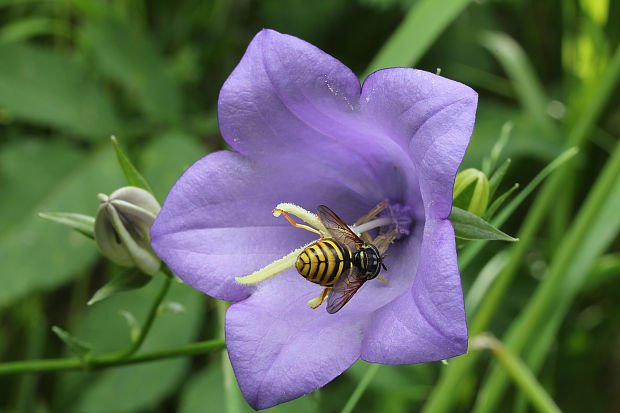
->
<box><xmin>276</xmin><ymin>204</ymin><xmax>388</xmax><ymax>314</ymax></box>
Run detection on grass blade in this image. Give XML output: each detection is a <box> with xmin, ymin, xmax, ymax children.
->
<box><xmin>363</xmin><ymin>0</ymin><xmax>474</xmax><ymax>77</ymax></box>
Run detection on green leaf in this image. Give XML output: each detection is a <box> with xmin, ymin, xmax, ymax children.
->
<box><xmin>482</xmin><ymin>122</ymin><xmax>512</xmax><ymax>176</ymax></box>
<box><xmin>56</xmin><ymin>278</ymin><xmax>205</xmax><ymax>413</ymax></box>
<box><xmin>450</xmin><ymin>207</ymin><xmax>517</xmax><ymax>242</ymax></box>
<box><xmin>87</xmin><ymin>269</ymin><xmax>152</xmax><ymax>306</ymax></box>
<box><xmin>0</xmin><ymin>146</ymin><xmax>124</xmax><ymax>308</ymax></box>
<box><xmin>479</xmin><ymin>31</ymin><xmax>553</xmax><ymax>132</ymax></box>
<box><xmin>483</xmin><ymin>183</ymin><xmax>519</xmax><ymax>221</ymax></box>
<box><xmin>0</xmin><ymin>17</ymin><xmax>65</xmax><ymax>43</ymax></box>
<box><xmin>38</xmin><ymin>212</ymin><xmax>95</xmax><ymax>239</ymax></box>
<box><xmin>118</xmin><ymin>310</ymin><xmax>141</xmax><ymax>342</ymax></box>
<box><xmin>0</xmin><ymin>139</ymin><xmax>82</xmax><ymax>233</ymax></box>
<box><xmin>51</xmin><ymin>326</ymin><xmax>92</xmax><ymax>362</ymax></box>
<box><xmin>0</xmin><ymin>42</ymin><xmax>122</xmax><ymax>139</ymax></box>
<box><xmin>83</xmin><ymin>18</ymin><xmax>182</xmax><ymax>123</ymax></box>
<box><xmin>487</xmin><ymin>158</ymin><xmax>512</xmax><ymax>199</ymax></box>
<box><xmin>363</xmin><ymin>0</ymin><xmax>475</xmax><ymax>77</ymax></box>
<box><xmin>139</xmin><ymin>130</ymin><xmax>207</xmax><ymax>201</ymax></box>
<box><xmin>459</xmin><ymin>146</ymin><xmax>579</xmax><ymax>269</ymax></box>
<box><xmin>110</xmin><ymin>136</ymin><xmax>153</xmax><ymax>193</ymax></box>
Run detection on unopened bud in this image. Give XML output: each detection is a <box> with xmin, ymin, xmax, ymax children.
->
<box><xmin>95</xmin><ymin>187</ymin><xmax>161</xmax><ymax>275</ymax></box>
<box><xmin>453</xmin><ymin>168</ymin><xmax>490</xmax><ymax>217</ymax></box>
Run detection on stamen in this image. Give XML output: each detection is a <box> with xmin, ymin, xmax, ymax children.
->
<box><xmin>235</xmin><ymin>241</ymin><xmax>313</xmax><ymax>285</ymax></box>
<box><xmin>273</xmin><ymin>203</ymin><xmax>327</xmax><ymax>234</ymax></box>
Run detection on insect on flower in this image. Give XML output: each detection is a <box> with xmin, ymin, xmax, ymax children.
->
<box><xmin>276</xmin><ymin>204</ymin><xmax>391</xmax><ymax>313</ymax></box>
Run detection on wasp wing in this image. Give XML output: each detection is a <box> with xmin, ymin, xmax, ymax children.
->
<box><xmin>317</xmin><ymin>205</ymin><xmax>363</xmax><ymax>250</ymax></box>
<box><xmin>326</xmin><ymin>266</ymin><xmax>365</xmax><ymax>314</ymax></box>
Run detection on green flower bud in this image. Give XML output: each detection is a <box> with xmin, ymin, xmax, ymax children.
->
<box><xmin>95</xmin><ymin>186</ymin><xmax>161</xmax><ymax>275</ymax></box>
<box><xmin>453</xmin><ymin>168</ymin><xmax>490</xmax><ymax>217</ymax></box>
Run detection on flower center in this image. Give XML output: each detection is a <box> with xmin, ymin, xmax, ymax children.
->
<box><xmin>234</xmin><ymin>203</ymin><xmax>409</xmax><ymax>312</ymax></box>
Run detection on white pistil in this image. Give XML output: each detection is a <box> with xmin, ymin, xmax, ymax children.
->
<box><xmin>351</xmin><ymin>217</ymin><xmax>393</xmax><ymax>235</ymax></box>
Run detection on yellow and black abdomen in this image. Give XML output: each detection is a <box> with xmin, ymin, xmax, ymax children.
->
<box><xmin>296</xmin><ymin>238</ymin><xmax>352</xmax><ymax>286</ymax></box>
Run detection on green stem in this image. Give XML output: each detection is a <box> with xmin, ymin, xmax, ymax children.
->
<box><xmin>341</xmin><ymin>363</ymin><xmax>381</xmax><ymax>413</ymax></box>
<box><xmin>471</xmin><ymin>335</ymin><xmax>562</xmax><ymax>413</ymax></box>
<box><xmin>218</xmin><ymin>300</ymin><xmax>243</xmax><ymax>413</ymax></box>
<box><xmin>111</xmin><ymin>270</ymin><xmax>172</xmax><ymax>359</ymax></box>
<box><xmin>0</xmin><ymin>339</ymin><xmax>226</xmax><ymax>375</ymax></box>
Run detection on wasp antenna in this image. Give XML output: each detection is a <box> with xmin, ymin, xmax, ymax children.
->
<box><xmin>381</xmin><ymin>262</ymin><xmax>388</xmax><ymax>271</ymax></box>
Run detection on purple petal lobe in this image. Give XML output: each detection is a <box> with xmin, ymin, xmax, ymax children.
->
<box><xmin>361</xmin><ymin>218</ymin><xmax>467</xmax><ymax>364</ymax></box>
<box><xmin>226</xmin><ymin>273</ymin><xmax>365</xmax><ymax>410</ymax></box>
<box><xmin>361</xmin><ymin>69</ymin><xmax>478</xmax><ymax>219</ymax></box>
<box><xmin>151</xmin><ymin>150</ymin><xmax>316</xmax><ymax>302</ymax></box>
<box><xmin>219</xmin><ymin>29</ymin><xmax>361</xmax><ymax>156</ymax></box>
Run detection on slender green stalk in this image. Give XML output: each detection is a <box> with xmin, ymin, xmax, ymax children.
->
<box><xmin>363</xmin><ymin>0</ymin><xmax>474</xmax><ymax>77</ymax></box>
<box><xmin>422</xmin><ymin>42</ymin><xmax>620</xmax><ymax>413</ymax></box>
<box><xmin>459</xmin><ymin>146</ymin><xmax>578</xmax><ymax>271</ymax></box>
<box><xmin>470</xmin><ymin>335</ymin><xmax>562</xmax><ymax>413</ymax></box>
<box><xmin>471</xmin><ymin>136</ymin><xmax>620</xmax><ymax>413</ymax></box>
<box><xmin>0</xmin><ymin>339</ymin><xmax>226</xmax><ymax>375</ymax></box>
<box><xmin>110</xmin><ymin>270</ymin><xmax>172</xmax><ymax>359</ymax></box>
<box><xmin>218</xmin><ymin>300</ymin><xmax>243</xmax><ymax>413</ymax></box>
<box><xmin>341</xmin><ymin>363</ymin><xmax>381</xmax><ymax>413</ymax></box>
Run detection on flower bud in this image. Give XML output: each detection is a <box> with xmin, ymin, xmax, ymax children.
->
<box><xmin>453</xmin><ymin>168</ymin><xmax>490</xmax><ymax>217</ymax></box>
<box><xmin>95</xmin><ymin>186</ymin><xmax>161</xmax><ymax>275</ymax></box>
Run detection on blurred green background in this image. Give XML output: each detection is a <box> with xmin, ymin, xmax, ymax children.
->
<box><xmin>0</xmin><ymin>0</ymin><xmax>619</xmax><ymax>412</ymax></box>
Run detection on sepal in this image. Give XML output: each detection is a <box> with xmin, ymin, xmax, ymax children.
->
<box><xmin>450</xmin><ymin>207</ymin><xmax>518</xmax><ymax>242</ymax></box>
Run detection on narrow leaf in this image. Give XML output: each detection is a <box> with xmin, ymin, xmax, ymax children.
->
<box><xmin>471</xmin><ymin>335</ymin><xmax>562</xmax><ymax>413</ymax></box>
<box><xmin>119</xmin><ymin>310</ymin><xmax>141</xmax><ymax>342</ymax></box>
<box><xmin>488</xmin><ymin>158</ymin><xmax>512</xmax><ymax>199</ymax></box>
<box><xmin>0</xmin><ymin>42</ymin><xmax>121</xmax><ymax>139</ymax></box>
<box><xmin>484</xmin><ymin>183</ymin><xmax>519</xmax><ymax>220</ymax></box>
<box><xmin>363</xmin><ymin>0</ymin><xmax>474</xmax><ymax>77</ymax></box>
<box><xmin>158</xmin><ymin>301</ymin><xmax>187</xmax><ymax>315</ymax></box>
<box><xmin>450</xmin><ymin>207</ymin><xmax>517</xmax><ymax>242</ymax></box>
<box><xmin>110</xmin><ymin>136</ymin><xmax>153</xmax><ymax>193</ymax></box>
<box><xmin>88</xmin><ymin>269</ymin><xmax>152</xmax><ymax>306</ymax></box>
<box><xmin>51</xmin><ymin>326</ymin><xmax>92</xmax><ymax>361</ymax></box>
<box><xmin>38</xmin><ymin>212</ymin><xmax>95</xmax><ymax>239</ymax></box>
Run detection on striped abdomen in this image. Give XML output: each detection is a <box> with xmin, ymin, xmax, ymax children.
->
<box><xmin>296</xmin><ymin>238</ymin><xmax>353</xmax><ymax>286</ymax></box>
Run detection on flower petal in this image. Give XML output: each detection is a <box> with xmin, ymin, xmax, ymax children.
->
<box><xmin>217</xmin><ymin>29</ymin><xmax>422</xmax><ymax>210</ymax></box>
<box><xmin>218</xmin><ymin>29</ymin><xmax>361</xmax><ymax>156</ymax></box>
<box><xmin>226</xmin><ymin>273</ymin><xmax>365</xmax><ymax>410</ymax></box>
<box><xmin>361</xmin><ymin>69</ymin><xmax>478</xmax><ymax>219</ymax></box>
<box><xmin>150</xmin><ymin>150</ymin><xmax>394</xmax><ymax>302</ymax></box>
<box><xmin>360</xmin><ymin>218</ymin><xmax>468</xmax><ymax>364</ymax></box>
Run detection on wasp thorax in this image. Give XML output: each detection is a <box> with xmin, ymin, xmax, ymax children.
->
<box><xmin>356</xmin><ymin>244</ymin><xmax>383</xmax><ymax>280</ymax></box>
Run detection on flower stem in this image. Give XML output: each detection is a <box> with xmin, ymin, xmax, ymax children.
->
<box><xmin>218</xmin><ymin>300</ymin><xmax>243</xmax><ymax>413</ymax></box>
<box><xmin>110</xmin><ymin>269</ymin><xmax>172</xmax><ymax>359</ymax></box>
<box><xmin>341</xmin><ymin>363</ymin><xmax>381</xmax><ymax>413</ymax></box>
<box><xmin>0</xmin><ymin>339</ymin><xmax>226</xmax><ymax>375</ymax></box>
<box><xmin>0</xmin><ymin>266</ymin><xmax>212</xmax><ymax>376</ymax></box>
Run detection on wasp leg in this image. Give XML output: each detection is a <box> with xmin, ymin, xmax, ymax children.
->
<box><xmin>274</xmin><ymin>208</ymin><xmax>324</xmax><ymax>238</ymax></box>
<box><xmin>307</xmin><ymin>287</ymin><xmax>331</xmax><ymax>309</ymax></box>
<box><xmin>354</xmin><ymin>201</ymin><xmax>388</xmax><ymax>226</ymax></box>
<box><xmin>375</xmin><ymin>276</ymin><xmax>388</xmax><ymax>284</ymax></box>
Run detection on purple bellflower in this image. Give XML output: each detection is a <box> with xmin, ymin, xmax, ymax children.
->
<box><xmin>151</xmin><ymin>29</ymin><xmax>477</xmax><ymax>410</ymax></box>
